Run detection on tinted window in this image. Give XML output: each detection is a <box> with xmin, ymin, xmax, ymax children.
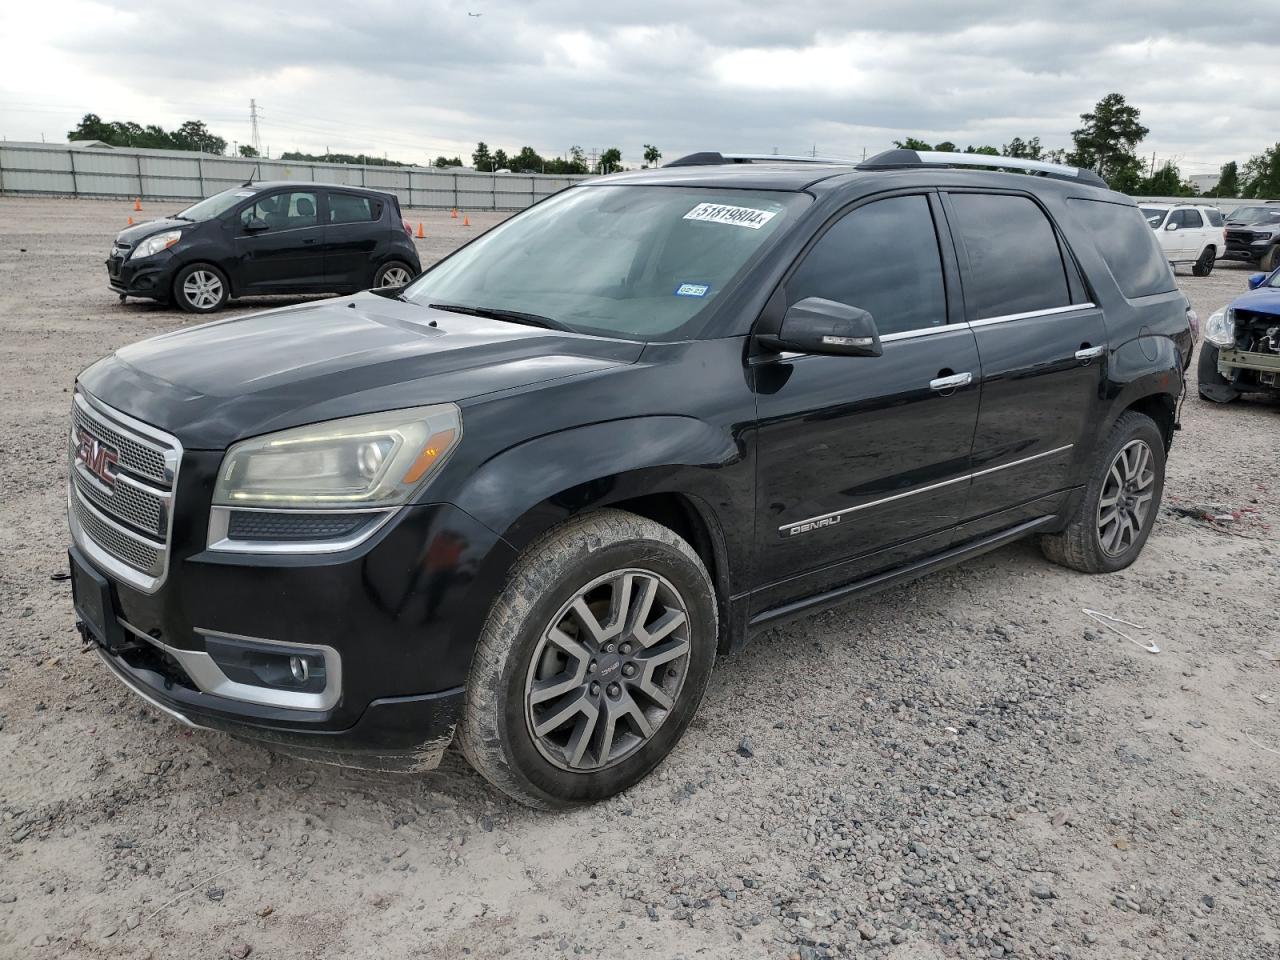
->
<box><xmin>786</xmin><ymin>195</ymin><xmax>946</xmax><ymax>335</ymax></box>
<box><xmin>240</xmin><ymin>191</ymin><xmax>318</xmax><ymax>229</ymax></box>
<box><xmin>1176</xmin><ymin>209</ymin><xmax>1203</xmax><ymax>228</ymax></box>
<box><xmin>947</xmin><ymin>193</ymin><xmax>1070</xmax><ymax>319</ymax></box>
<box><xmin>1140</xmin><ymin>207</ymin><xmax>1168</xmax><ymax>228</ymax></box>
<box><xmin>329</xmin><ymin>193</ymin><xmax>381</xmax><ymax>224</ymax></box>
<box><xmin>1205</xmin><ymin>208</ymin><xmax>1224</xmax><ymax>227</ymax></box>
<box><xmin>1066</xmin><ymin>198</ymin><xmax>1175</xmax><ymax>299</ymax></box>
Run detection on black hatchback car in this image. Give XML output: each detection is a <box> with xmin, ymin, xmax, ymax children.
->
<box><xmin>70</xmin><ymin>150</ymin><xmax>1193</xmax><ymax>808</ymax></box>
<box><xmin>107</xmin><ymin>181</ymin><xmax>422</xmax><ymax>313</ymax></box>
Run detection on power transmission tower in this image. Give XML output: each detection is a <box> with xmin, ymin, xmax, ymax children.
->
<box><xmin>249</xmin><ymin>99</ymin><xmax>262</xmax><ymax>155</ymax></box>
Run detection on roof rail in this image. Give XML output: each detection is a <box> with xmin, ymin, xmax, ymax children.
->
<box><xmin>857</xmin><ymin>149</ymin><xmax>1108</xmax><ymax>187</ymax></box>
<box><xmin>665</xmin><ymin>151</ymin><xmax>855</xmax><ymax>168</ymax></box>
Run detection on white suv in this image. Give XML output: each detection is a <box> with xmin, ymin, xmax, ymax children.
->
<box><xmin>1140</xmin><ymin>203</ymin><xmax>1225</xmax><ymax>276</ymax></box>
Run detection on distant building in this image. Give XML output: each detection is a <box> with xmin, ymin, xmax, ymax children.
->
<box><xmin>1189</xmin><ymin>173</ymin><xmax>1219</xmax><ymax>195</ymax></box>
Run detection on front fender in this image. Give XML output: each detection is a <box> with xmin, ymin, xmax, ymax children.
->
<box><xmin>450</xmin><ymin>415</ymin><xmax>752</xmax><ymax>591</ymax></box>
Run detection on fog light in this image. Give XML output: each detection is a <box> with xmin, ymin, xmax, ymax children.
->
<box><xmin>204</xmin><ymin>635</ymin><xmax>328</xmax><ymax>695</ymax></box>
<box><xmin>289</xmin><ymin>655</ymin><xmax>309</xmax><ymax>683</ymax></box>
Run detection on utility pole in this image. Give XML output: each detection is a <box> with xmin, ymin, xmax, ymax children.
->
<box><xmin>249</xmin><ymin>99</ymin><xmax>262</xmax><ymax>155</ymax></box>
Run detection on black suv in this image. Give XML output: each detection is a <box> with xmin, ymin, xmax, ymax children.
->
<box><xmin>107</xmin><ymin>181</ymin><xmax>422</xmax><ymax>313</ymax></box>
<box><xmin>1222</xmin><ymin>204</ymin><xmax>1280</xmax><ymax>271</ymax></box>
<box><xmin>69</xmin><ymin>150</ymin><xmax>1193</xmax><ymax>808</ymax></box>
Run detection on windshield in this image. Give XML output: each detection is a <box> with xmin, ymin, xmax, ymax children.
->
<box><xmin>177</xmin><ymin>186</ymin><xmax>259</xmax><ymax>222</ymax></box>
<box><xmin>1226</xmin><ymin>206</ymin><xmax>1280</xmax><ymax>226</ymax></box>
<box><xmin>1141</xmin><ymin>207</ymin><xmax>1168</xmax><ymax>228</ymax></box>
<box><xmin>402</xmin><ymin>185</ymin><xmax>806</xmax><ymax>339</ymax></box>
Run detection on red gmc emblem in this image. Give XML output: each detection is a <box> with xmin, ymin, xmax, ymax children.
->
<box><xmin>75</xmin><ymin>427</ymin><xmax>119</xmax><ymax>488</ymax></box>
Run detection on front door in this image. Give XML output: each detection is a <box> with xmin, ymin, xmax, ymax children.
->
<box><xmin>941</xmin><ymin>190</ymin><xmax>1109</xmax><ymax>535</ymax></box>
<box><xmin>324</xmin><ymin>190</ymin><xmax>385</xmax><ymax>289</ymax></box>
<box><xmin>751</xmin><ymin>192</ymin><xmax>981</xmax><ymax>614</ymax></box>
<box><xmin>233</xmin><ymin>190</ymin><xmax>326</xmax><ymax>293</ymax></box>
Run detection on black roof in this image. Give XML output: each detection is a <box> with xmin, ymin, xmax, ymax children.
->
<box><xmin>238</xmin><ymin>180</ymin><xmax>396</xmax><ymax>197</ymax></box>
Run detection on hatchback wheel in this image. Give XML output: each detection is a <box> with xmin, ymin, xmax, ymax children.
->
<box><xmin>373</xmin><ymin>261</ymin><xmax>413</xmax><ymax>288</ymax></box>
<box><xmin>1191</xmin><ymin>247</ymin><xmax>1215</xmax><ymax>277</ymax></box>
<box><xmin>174</xmin><ymin>263</ymin><xmax>229</xmax><ymax>314</ymax></box>
<box><xmin>1040</xmin><ymin>411</ymin><xmax>1166</xmax><ymax>573</ymax></box>
<box><xmin>457</xmin><ymin>509</ymin><xmax>717</xmax><ymax>808</ymax></box>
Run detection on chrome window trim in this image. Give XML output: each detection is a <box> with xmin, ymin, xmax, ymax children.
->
<box><xmin>778</xmin><ymin>443</ymin><xmax>1074</xmax><ymax>534</ymax></box>
<box><xmin>206</xmin><ymin>504</ymin><xmax>399</xmax><ymax>554</ymax></box>
<box><xmin>118</xmin><ymin>620</ymin><xmax>342</xmax><ymax>713</ymax></box>
<box><xmin>968</xmin><ymin>302</ymin><xmax>1096</xmax><ymax>328</ymax></box>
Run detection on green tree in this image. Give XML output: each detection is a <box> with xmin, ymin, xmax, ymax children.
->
<box><xmin>1207</xmin><ymin>160</ymin><xmax>1239</xmax><ymax>198</ymax></box>
<box><xmin>511</xmin><ymin>146</ymin><xmax>544</xmax><ymax>172</ymax></box>
<box><xmin>432</xmin><ymin>155</ymin><xmax>463</xmax><ymax>168</ymax></box>
<box><xmin>67</xmin><ymin>113</ymin><xmax>113</xmax><ymax>142</ymax></box>
<box><xmin>893</xmin><ymin>137</ymin><xmax>934</xmax><ymax>151</ymax></box>
<box><xmin>238</xmin><ymin>144</ymin><xmax>259</xmax><ymax>158</ymax></box>
<box><xmin>932</xmin><ymin>141</ymin><xmax>957</xmax><ymax>153</ymax></box>
<box><xmin>964</xmin><ymin>145</ymin><xmax>1000</xmax><ymax>155</ymax></box>
<box><xmin>598</xmin><ymin>147</ymin><xmax>622</xmax><ymax>174</ymax></box>
<box><xmin>1242</xmin><ymin>144</ymin><xmax>1280</xmax><ymax>199</ymax></box>
<box><xmin>171</xmin><ymin>120</ymin><xmax>226</xmax><ymax>154</ymax></box>
<box><xmin>643</xmin><ymin>144</ymin><xmax>662</xmax><ymax>167</ymax></box>
<box><xmin>1002</xmin><ymin>136</ymin><xmax>1043</xmax><ymax>160</ymax></box>
<box><xmin>472</xmin><ymin>142</ymin><xmax>493</xmax><ymax>172</ymax></box>
<box><xmin>493</xmin><ymin>148</ymin><xmax>510</xmax><ymax>171</ymax></box>
<box><xmin>1069</xmin><ymin>93</ymin><xmax>1148</xmax><ymax>193</ymax></box>
<box><xmin>1140</xmin><ymin>161</ymin><xmax>1192</xmax><ymax>197</ymax></box>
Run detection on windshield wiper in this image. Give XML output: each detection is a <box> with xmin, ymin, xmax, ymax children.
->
<box><xmin>428</xmin><ymin>303</ymin><xmax>573</xmax><ymax>332</ymax></box>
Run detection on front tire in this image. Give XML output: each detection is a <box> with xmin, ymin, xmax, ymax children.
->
<box><xmin>1040</xmin><ymin>411</ymin><xmax>1166</xmax><ymax>574</ymax></box>
<box><xmin>173</xmin><ymin>263</ymin><xmax>229</xmax><ymax>314</ymax></box>
<box><xmin>457</xmin><ymin>509</ymin><xmax>718</xmax><ymax>809</ymax></box>
<box><xmin>1192</xmin><ymin>246</ymin><xmax>1215</xmax><ymax>277</ymax></box>
<box><xmin>373</xmin><ymin>260</ymin><xmax>413</xmax><ymax>288</ymax></box>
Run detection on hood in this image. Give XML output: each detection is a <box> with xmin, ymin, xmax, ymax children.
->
<box><xmin>1232</xmin><ymin>285</ymin><xmax>1280</xmax><ymax>316</ymax></box>
<box><xmin>78</xmin><ymin>291</ymin><xmax>644</xmax><ymax>448</ymax></box>
<box><xmin>115</xmin><ymin>218</ymin><xmax>191</xmax><ymax>246</ymax></box>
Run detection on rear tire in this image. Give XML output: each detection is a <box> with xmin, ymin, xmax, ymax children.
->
<box><xmin>1262</xmin><ymin>245</ymin><xmax>1280</xmax><ymax>273</ymax></box>
<box><xmin>173</xmin><ymin>263</ymin><xmax>229</xmax><ymax>314</ymax></box>
<box><xmin>457</xmin><ymin>509</ymin><xmax>718</xmax><ymax>809</ymax></box>
<box><xmin>373</xmin><ymin>260</ymin><xmax>413</xmax><ymax>288</ymax></box>
<box><xmin>1192</xmin><ymin>246</ymin><xmax>1215</xmax><ymax>277</ymax></box>
<box><xmin>1197</xmin><ymin>342</ymin><xmax>1239</xmax><ymax>403</ymax></box>
<box><xmin>1040</xmin><ymin>411</ymin><xmax>1165</xmax><ymax>574</ymax></box>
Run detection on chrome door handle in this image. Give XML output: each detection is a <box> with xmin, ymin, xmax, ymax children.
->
<box><xmin>1075</xmin><ymin>345</ymin><xmax>1105</xmax><ymax>361</ymax></box>
<box><xmin>929</xmin><ymin>372</ymin><xmax>972</xmax><ymax>391</ymax></box>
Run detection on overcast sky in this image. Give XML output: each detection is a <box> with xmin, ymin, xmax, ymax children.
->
<box><xmin>0</xmin><ymin>1</ymin><xmax>1274</xmax><ymax>175</ymax></box>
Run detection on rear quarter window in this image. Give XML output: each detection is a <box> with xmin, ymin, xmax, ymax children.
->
<box><xmin>329</xmin><ymin>193</ymin><xmax>382</xmax><ymax>224</ymax></box>
<box><xmin>1066</xmin><ymin>198</ymin><xmax>1175</xmax><ymax>300</ymax></box>
<box><xmin>1205</xmin><ymin>208</ymin><xmax>1224</xmax><ymax>227</ymax></box>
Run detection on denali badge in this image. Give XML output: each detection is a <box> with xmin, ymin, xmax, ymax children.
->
<box><xmin>785</xmin><ymin>515</ymin><xmax>841</xmax><ymax>537</ymax></box>
<box><xmin>75</xmin><ymin>427</ymin><xmax>120</xmax><ymax>488</ymax></box>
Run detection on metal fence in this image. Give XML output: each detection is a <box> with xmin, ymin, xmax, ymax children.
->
<box><xmin>0</xmin><ymin>142</ymin><xmax>591</xmax><ymax>210</ymax></box>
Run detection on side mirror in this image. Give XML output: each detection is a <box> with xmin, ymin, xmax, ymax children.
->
<box><xmin>1164</xmin><ymin>221</ymin><xmax>1179</xmax><ymax>232</ymax></box>
<box><xmin>1248</xmin><ymin>273</ymin><xmax>1267</xmax><ymax>289</ymax></box>
<box><xmin>244</xmin><ymin>217</ymin><xmax>269</xmax><ymax>233</ymax></box>
<box><xmin>759</xmin><ymin>297</ymin><xmax>883</xmax><ymax>357</ymax></box>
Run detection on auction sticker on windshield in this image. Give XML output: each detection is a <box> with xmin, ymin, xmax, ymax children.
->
<box><xmin>683</xmin><ymin>202</ymin><xmax>778</xmax><ymax>230</ymax></box>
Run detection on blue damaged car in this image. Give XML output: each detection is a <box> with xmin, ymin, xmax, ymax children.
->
<box><xmin>1199</xmin><ymin>268</ymin><xmax>1280</xmax><ymax>403</ymax></box>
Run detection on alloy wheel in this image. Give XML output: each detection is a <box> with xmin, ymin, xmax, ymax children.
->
<box><xmin>1096</xmin><ymin>439</ymin><xmax>1155</xmax><ymax>557</ymax></box>
<box><xmin>524</xmin><ymin>568</ymin><xmax>692</xmax><ymax>772</ymax></box>
<box><xmin>378</xmin><ymin>265</ymin><xmax>411</xmax><ymax>287</ymax></box>
<box><xmin>182</xmin><ymin>270</ymin><xmax>223</xmax><ymax>309</ymax></box>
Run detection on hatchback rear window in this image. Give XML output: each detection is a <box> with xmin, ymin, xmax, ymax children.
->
<box><xmin>329</xmin><ymin>193</ymin><xmax>381</xmax><ymax>224</ymax></box>
<box><xmin>1067</xmin><ymin>198</ymin><xmax>1175</xmax><ymax>299</ymax></box>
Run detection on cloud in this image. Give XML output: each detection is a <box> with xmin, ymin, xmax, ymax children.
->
<box><xmin>0</xmin><ymin>0</ymin><xmax>1273</xmax><ymax>174</ymax></box>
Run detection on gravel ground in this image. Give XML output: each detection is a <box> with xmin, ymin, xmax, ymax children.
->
<box><xmin>1</xmin><ymin>197</ymin><xmax>1278</xmax><ymax>960</ymax></box>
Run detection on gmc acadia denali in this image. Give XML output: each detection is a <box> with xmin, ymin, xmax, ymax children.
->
<box><xmin>68</xmin><ymin>150</ymin><xmax>1194</xmax><ymax>808</ymax></box>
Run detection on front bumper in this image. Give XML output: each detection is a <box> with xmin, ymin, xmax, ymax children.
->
<box><xmin>70</xmin><ymin>491</ymin><xmax>517</xmax><ymax>770</ymax></box>
<box><xmin>107</xmin><ymin>250</ymin><xmax>179</xmax><ymax>300</ymax></box>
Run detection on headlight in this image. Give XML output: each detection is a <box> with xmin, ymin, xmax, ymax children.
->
<box><xmin>213</xmin><ymin>404</ymin><xmax>461</xmax><ymax>508</ymax></box>
<box><xmin>129</xmin><ymin>230</ymin><xmax>182</xmax><ymax>259</ymax></box>
<box><xmin>1204</xmin><ymin>306</ymin><xmax>1236</xmax><ymax>348</ymax></box>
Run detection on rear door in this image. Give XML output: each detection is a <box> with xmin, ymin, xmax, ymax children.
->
<box><xmin>323</xmin><ymin>190</ymin><xmax>386</xmax><ymax>289</ymax></box>
<box><xmin>1177</xmin><ymin>208</ymin><xmax>1206</xmax><ymax>259</ymax></box>
<box><xmin>941</xmin><ymin>190</ymin><xmax>1108</xmax><ymax>536</ymax></box>
<box><xmin>751</xmin><ymin>192</ymin><xmax>982</xmax><ymax>612</ymax></box>
<box><xmin>232</xmin><ymin>190</ymin><xmax>325</xmax><ymax>292</ymax></box>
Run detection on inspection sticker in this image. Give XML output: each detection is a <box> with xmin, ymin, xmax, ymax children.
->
<box><xmin>674</xmin><ymin>282</ymin><xmax>710</xmax><ymax>297</ymax></box>
<box><xmin>683</xmin><ymin>202</ymin><xmax>778</xmax><ymax>230</ymax></box>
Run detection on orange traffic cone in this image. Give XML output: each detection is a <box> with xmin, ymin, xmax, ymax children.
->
<box><xmin>463</xmin><ymin>214</ymin><xmax>470</xmax><ymax>227</ymax></box>
<box><xmin>451</xmin><ymin>208</ymin><xmax>458</xmax><ymax>219</ymax></box>
<box><xmin>416</xmin><ymin>223</ymin><xmax>425</xmax><ymax>239</ymax></box>
<box><xmin>127</xmin><ymin>216</ymin><xmax>133</xmax><ymax>225</ymax></box>
<box><xmin>133</xmin><ymin>198</ymin><xmax>142</xmax><ymax>211</ymax></box>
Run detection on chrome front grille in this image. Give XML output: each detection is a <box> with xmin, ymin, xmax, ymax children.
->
<box><xmin>68</xmin><ymin>391</ymin><xmax>181</xmax><ymax>592</ymax></box>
